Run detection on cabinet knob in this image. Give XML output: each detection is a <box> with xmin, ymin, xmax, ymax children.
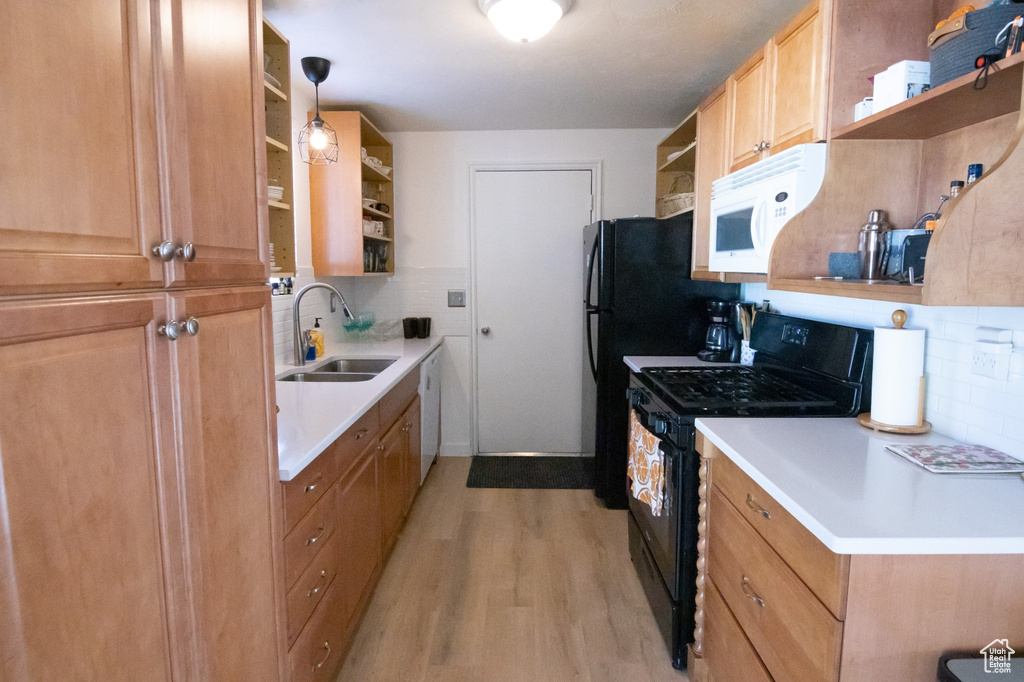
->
<box><xmin>158</xmin><ymin>320</ymin><xmax>181</xmax><ymax>341</ymax></box>
<box><xmin>152</xmin><ymin>241</ymin><xmax>175</xmax><ymax>262</ymax></box>
<box><xmin>183</xmin><ymin>317</ymin><xmax>200</xmax><ymax>336</ymax></box>
<box><xmin>480</xmin><ymin>327</ymin><xmax>491</xmax><ymax>335</ymax></box>
<box><xmin>752</xmin><ymin>144</ymin><xmax>761</xmax><ymax>153</ymax></box>
<box><xmin>176</xmin><ymin>242</ymin><xmax>197</xmax><ymax>262</ymax></box>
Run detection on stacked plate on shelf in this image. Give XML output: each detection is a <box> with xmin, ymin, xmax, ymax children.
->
<box><xmin>268</xmin><ymin>185</ymin><xmax>284</xmax><ymax>202</ymax></box>
<box><xmin>270</xmin><ymin>242</ymin><xmax>282</xmax><ymax>273</ymax></box>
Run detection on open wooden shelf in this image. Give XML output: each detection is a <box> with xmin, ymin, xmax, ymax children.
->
<box><xmin>657</xmin><ymin>141</ymin><xmax>697</xmax><ymax>173</ymax></box>
<box><xmin>656</xmin><ymin>206</ymin><xmax>694</xmax><ymax>220</ymax></box>
<box><xmin>772</xmin><ymin>278</ymin><xmax>924</xmax><ymax>304</ymax></box>
<box><xmin>362</xmin><ymin>234</ymin><xmax>393</xmax><ymax>243</ymax></box>
<box><xmin>264</xmin><ymin>79</ymin><xmax>287</xmax><ymax>102</ymax></box>
<box><xmin>266</xmin><ymin>135</ymin><xmax>288</xmax><ymax>153</ymax></box>
<box><xmin>361</xmin><ymin>161</ymin><xmax>392</xmax><ymax>184</ymax></box>
<box><xmin>268</xmin><ymin>199</ymin><xmax>290</xmax><ymax>210</ymax></box>
<box><xmin>362</xmin><ymin>205</ymin><xmax>392</xmax><ymax>220</ymax></box>
<box><xmin>833</xmin><ymin>51</ymin><xmax>1024</xmax><ymax>141</ymax></box>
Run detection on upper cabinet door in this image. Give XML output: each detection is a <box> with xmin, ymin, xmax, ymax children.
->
<box><xmin>163</xmin><ymin>0</ymin><xmax>269</xmax><ymax>287</ymax></box>
<box><xmin>170</xmin><ymin>286</ymin><xmax>284</xmax><ymax>680</ymax></box>
<box><xmin>0</xmin><ymin>0</ymin><xmax>165</xmax><ymax>296</ymax></box>
<box><xmin>769</xmin><ymin>0</ymin><xmax>830</xmax><ymax>154</ymax></box>
<box><xmin>0</xmin><ymin>294</ymin><xmax>186</xmax><ymax>680</ymax></box>
<box><xmin>727</xmin><ymin>46</ymin><xmax>772</xmax><ymax>172</ymax></box>
<box><xmin>694</xmin><ymin>84</ymin><xmax>730</xmax><ymax>278</ymax></box>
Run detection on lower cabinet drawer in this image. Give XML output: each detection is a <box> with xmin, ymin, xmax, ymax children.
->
<box><xmin>379</xmin><ymin>370</ymin><xmax>418</xmax><ymax>431</ymax></box>
<box><xmin>284</xmin><ymin>482</ymin><xmax>339</xmax><ymax>589</ymax></box>
<box><xmin>705</xmin><ymin>577</ymin><xmax>774</xmax><ymax>682</ymax></box>
<box><xmin>288</xmin><ymin>578</ymin><xmax>347</xmax><ymax>682</ymax></box>
<box><xmin>709</xmin><ymin>485</ymin><xmax>843</xmax><ymax>682</ymax></box>
<box><xmin>286</xmin><ymin>531</ymin><xmax>341</xmax><ymax>647</ymax></box>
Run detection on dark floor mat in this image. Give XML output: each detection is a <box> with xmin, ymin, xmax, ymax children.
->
<box><xmin>466</xmin><ymin>456</ymin><xmax>595</xmax><ymax>489</ymax></box>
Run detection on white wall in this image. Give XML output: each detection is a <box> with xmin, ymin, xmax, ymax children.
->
<box><xmin>275</xmin><ymin>127</ymin><xmax>668</xmax><ymax>455</ymax></box>
<box><xmin>743</xmin><ymin>283</ymin><xmax>1024</xmax><ymax>459</ymax></box>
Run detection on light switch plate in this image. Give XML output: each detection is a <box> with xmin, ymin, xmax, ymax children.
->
<box><xmin>448</xmin><ymin>289</ymin><xmax>466</xmax><ymax>307</ymax></box>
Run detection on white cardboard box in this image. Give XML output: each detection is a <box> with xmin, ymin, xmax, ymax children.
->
<box><xmin>873</xmin><ymin>60</ymin><xmax>930</xmax><ymax>113</ymax></box>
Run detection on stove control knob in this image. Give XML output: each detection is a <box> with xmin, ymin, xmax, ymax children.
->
<box><xmin>628</xmin><ymin>388</ymin><xmax>649</xmax><ymax>408</ymax></box>
<box><xmin>650</xmin><ymin>413</ymin><xmax>670</xmax><ymax>435</ymax></box>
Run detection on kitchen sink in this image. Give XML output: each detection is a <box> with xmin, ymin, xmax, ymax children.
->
<box><xmin>311</xmin><ymin>358</ymin><xmax>397</xmax><ymax>374</ymax></box>
<box><xmin>278</xmin><ymin>372</ymin><xmax>377</xmax><ymax>383</ymax></box>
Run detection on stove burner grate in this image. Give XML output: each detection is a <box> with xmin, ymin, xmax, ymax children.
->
<box><xmin>642</xmin><ymin>366</ymin><xmax>837</xmax><ymax>410</ymax></box>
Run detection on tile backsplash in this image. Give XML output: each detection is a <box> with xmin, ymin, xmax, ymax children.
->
<box><xmin>743</xmin><ymin>283</ymin><xmax>1024</xmax><ymax>458</ymax></box>
<box><xmin>270</xmin><ymin>267</ymin><xmax>470</xmax><ymax>365</ymax></box>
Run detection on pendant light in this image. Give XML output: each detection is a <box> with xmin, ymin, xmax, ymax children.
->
<box><xmin>478</xmin><ymin>0</ymin><xmax>572</xmax><ymax>42</ymax></box>
<box><xmin>297</xmin><ymin>57</ymin><xmax>339</xmax><ymax>165</ymax></box>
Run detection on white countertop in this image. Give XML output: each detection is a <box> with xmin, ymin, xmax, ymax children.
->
<box><xmin>696</xmin><ymin>417</ymin><xmax>1024</xmax><ymax>555</ymax></box>
<box><xmin>275</xmin><ymin>337</ymin><xmax>444</xmax><ymax>481</ymax></box>
<box><xmin>624</xmin><ymin>355</ymin><xmax>734</xmax><ymax>372</ymax></box>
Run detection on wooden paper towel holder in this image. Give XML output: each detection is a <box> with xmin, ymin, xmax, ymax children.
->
<box><xmin>857</xmin><ymin>310</ymin><xmax>932</xmax><ymax>434</ymax></box>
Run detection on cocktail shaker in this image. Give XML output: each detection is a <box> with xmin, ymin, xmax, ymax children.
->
<box><xmin>858</xmin><ymin>209</ymin><xmax>893</xmax><ymax>281</ymax></box>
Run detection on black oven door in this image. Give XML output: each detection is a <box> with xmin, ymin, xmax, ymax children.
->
<box><xmin>627</xmin><ymin>407</ymin><xmax>682</xmax><ymax>599</ymax></box>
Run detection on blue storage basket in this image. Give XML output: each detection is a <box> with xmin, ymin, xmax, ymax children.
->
<box><xmin>929</xmin><ymin>4</ymin><xmax>1023</xmax><ymax>87</ymax></box>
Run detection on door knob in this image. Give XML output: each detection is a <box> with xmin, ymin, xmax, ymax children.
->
<box><xmin>480</xmin><ymin>327</ymin><xmax>491</xmax><ymax>335</ymax></box>
<box><xmin>176</xmin><ymin>242</ymin><xmax>197</xmax><ymax>262</ymax></box>
<box><xmin>152</xmin><ymin>241</ymin><xmax>175</xmax><ymax>262</ymax></box>
<box><xmin>158</xmin><ymin>320</ymin><xmax>182</xmax><ymax>340</ymax></box>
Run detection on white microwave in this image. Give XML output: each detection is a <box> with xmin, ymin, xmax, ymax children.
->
<box><xmin>708</xmin><ymin>143</ymin><xmax>827</xmax><ymax>274</ymax></box>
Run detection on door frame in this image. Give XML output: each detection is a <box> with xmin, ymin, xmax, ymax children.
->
<box><xmin>468</xmin><ymin>161</ymin><xmax>603</xmax><ymax>456</ymax></box>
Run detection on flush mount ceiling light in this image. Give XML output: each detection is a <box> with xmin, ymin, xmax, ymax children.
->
<box><xmin>478</xmin><ymin>0</ymin><xmax>573</xmax><ymax>43</ymax></box>
<box><xmin>297</xmin><ymin>56</ymin><xmax>339</xmax><ymax>165</ymax></box>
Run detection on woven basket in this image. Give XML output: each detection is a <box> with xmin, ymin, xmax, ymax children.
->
<box><xmin>656</xmin><ymin>192</ymin><xmax>694</xmax><ymax>218</ymax></box>
<box><xmin>930</xmin><ymin>5</ymin><xmax>1022</xmax><ymax>87</ymax></box>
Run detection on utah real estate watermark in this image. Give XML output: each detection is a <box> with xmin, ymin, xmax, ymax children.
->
<box><xmin>980</xmin><ymin>639</ymin><xmax>1015</xmax><ymax>674</ymax></box>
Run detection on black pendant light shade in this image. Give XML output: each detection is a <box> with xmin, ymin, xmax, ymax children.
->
<box><xmin>298</xmin><ymin>56</ymin><xmax>338</xmax><ymax>165</ymax></box>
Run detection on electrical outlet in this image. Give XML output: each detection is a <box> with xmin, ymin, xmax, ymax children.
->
<box><xmin>447</xmin><ymin>289</ymin><xmax>466</xmax><ymax>307</ymax></box>
<box><xmin>972</xmin><ymin>341</ymin><xmax>1011</xmax><ymax>379</ymax></box>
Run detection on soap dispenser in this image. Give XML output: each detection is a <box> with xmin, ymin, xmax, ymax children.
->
<box><xmin>310</xmin><ymin>317</ymin><xmax>325</xmax><ymax>358</ymax></box>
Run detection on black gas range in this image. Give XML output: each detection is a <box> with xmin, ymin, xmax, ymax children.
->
<box><xmin>625</xmin><ymin>312</ymin><xmax>873</xmax><ymax>670</ymax></box>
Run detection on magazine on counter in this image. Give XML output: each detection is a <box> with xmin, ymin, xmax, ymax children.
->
<box><xmin>886</xmin><ymin>443</ymin><xmax>1024</xmax><ymax>474</ymax></box>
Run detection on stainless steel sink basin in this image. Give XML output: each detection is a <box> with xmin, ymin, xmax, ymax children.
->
<box><xmin>311</xmin><ymin>358</ymin><xmax>397</xmax><ymax>374</ymax></box>
<box><xmin>278</xmin><ymin>372</ymin><xmax>377</xmax><ymax>383</ymax></box>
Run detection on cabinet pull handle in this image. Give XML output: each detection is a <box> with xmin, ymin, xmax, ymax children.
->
<box><xmin>158</xmin><ymin>320</ymin><xmax>181</xmax><ymax>341</ymax></box>
<box><xmin>741</xmin><ymin>575</ymin><xmax>765</xmax><ymax>608</ymax></box>
<box><xmin>183</xmin><ymin>316</ymin><xmax>200</xmax><ymax>337</ymax></box>
<box><xmin>354</xmin><ymin>428</ymin><xmax>369</xmax><ymax>440</ymax></box>
<box><xmin>313</xmin><ymin>641</ymin><xmax>331</xmax><ymax>671</ymax></box>
<box><xmin>152</xmin><ymin>241</ymin><xmax>175</xmax><ymax>262</ymax></box>
<box><xmin>752</xmin><ymin>143</ymin><xmax>761</xmax><ymax>153</ymax></box>
<box><xmin>304</xmin><ymin>472</ymin><xmax>323</xmax><ymax>493</ymax></box>
<box><xmin>305</xmin><ymin>525</ymin><xmax>326</xmax><ymax>546</ymax></box>
<box><xmin>761</xmin><ymin>140</ymin><xmax>771</xmax><ymax>151</ymax></box>
<box><xmin>307</xmin><ymin>570</ymin><xmax>328</xmax><ymax>598</ymax></box>
<box><xmin>377</xmin><ymin>445</ymin><xmax>385</xmax><ymax>452</ymax></box>
<box><xmin>745</xmin><ymin>493</ymin><xmax>770</xmax><ymax>519</ymax></box>
<box><xmin>403</xmin><ymin>422</ymin><xmax>412</xmax><ymax>432</ymax></box>
<box><xmin>176</xmin><ymin>242</ymin><xmax>197</xmax><ymax>262</ymax></box>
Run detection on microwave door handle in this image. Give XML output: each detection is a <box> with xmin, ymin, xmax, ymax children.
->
<box><xmin>750</xmin><ymin>196</ymin><xmax>770</xmax><ymax>257</ymax></box>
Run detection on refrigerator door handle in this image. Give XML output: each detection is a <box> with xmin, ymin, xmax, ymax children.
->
<box><xmin>586</xmin><ymin>309</ymin><xmax>599</xmax><ymax>380</ymax></box>
<box><xmin>584</xmin><ymin>234</ymin><xmax>600</xmax><ymax>309</ymax></box>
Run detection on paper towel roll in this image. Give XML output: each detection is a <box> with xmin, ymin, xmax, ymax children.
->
<box><xmin>871</xmin><ymin>325</ymin><xmax>926</xmax><ymax>426</ymax></box>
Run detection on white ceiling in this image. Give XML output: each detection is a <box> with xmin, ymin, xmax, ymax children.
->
<box><xmin>264</xmin><ymin>0</ymin><xmax>809</xmax><ymax>132</ymax></box>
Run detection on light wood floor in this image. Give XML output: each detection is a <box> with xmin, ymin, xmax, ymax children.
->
<box><xmin>335</xmin><ymin>457</ymin><xmax>688</xmax><ymax>682</ymax></box>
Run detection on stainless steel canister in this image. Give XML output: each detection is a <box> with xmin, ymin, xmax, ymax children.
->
<box><xmin>858</xmin><ymin>209</ymin><xmax>893</xmax><ymax>281</ymax></box>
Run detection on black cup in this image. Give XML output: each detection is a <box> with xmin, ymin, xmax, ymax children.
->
<box><xmin>416</xmin><ymin>317</ymin><xmax>431</xmax><ymax>339</ymax></box>
<box><xmin>402</xmin><ymin>317</ymin><xmax>418</xmax><ymax>339</ymax></box>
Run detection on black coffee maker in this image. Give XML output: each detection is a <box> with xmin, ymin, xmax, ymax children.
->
<box><xmin>697</xmin><ymin>300</ymin><xmax>741</xmax><ymax>362</ymax></box>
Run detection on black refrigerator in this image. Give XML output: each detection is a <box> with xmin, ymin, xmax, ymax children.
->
<box><xmin>583</xmin><ymin>215</ymin><xmax>740</xmax><ymax>509</ymax></box>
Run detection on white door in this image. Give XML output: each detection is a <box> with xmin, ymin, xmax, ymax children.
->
<box><xmin>473</xmin><ymin>169</ymin><xmax>594</xmax><ymax>454</ymax></box>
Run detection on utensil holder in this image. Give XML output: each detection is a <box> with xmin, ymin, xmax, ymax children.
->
<box><xmin>740</xmin><ymin>340</ymin><xmax>756</xmax><ymax>366</ymax></box>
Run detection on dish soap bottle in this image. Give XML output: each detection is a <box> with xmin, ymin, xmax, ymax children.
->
<box><xmin>310</xmin><ymin>317</ymin><xmax>325</xmax><ymax>358</ymax></box>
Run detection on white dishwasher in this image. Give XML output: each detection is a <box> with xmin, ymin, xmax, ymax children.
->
<box><xmin>418</xmin><ymin>347</ymin><xmax>441</xmax><ymax>483</ymax></box>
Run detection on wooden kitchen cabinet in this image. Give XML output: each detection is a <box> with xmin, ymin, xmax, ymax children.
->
<box><xmin>379</xmin><ymin>417</ymin><xmax>409</xmax><ymax>554</ymax></box>
<box><xmin>0</xmin><ymin>294</ymin><xmax>182</xmax><ymax>680</ymax></box>
<box><xmin>725</xmin><ymin>0</ymin><xmax>829</xmax><ymax>172</ymax></box>
<box><xmin>693</xmin><ymin>84</ymin><xmax>729</xmax><ymax>280</ymax></box>
<box><xmin>405</xmin><ymin>395</ymin><xmax>422</xmax><ymax>509</ymax></box>
<box><xmin>0</xmin><ymin>0</ymin><xmax>165</xmax><ymax>296</ymax></box>
<box><xmin>769</xmin><ymin>0</ymin><xmax>830</xmax><ymax>155</ymax></box>
<box><xmin>692</xmin><ymin>436</ymin><xmax>1024</xmax><ymax>682</ymax></box>
<box><xmin>727</xmin><ymin>46</ymin><xmax>772</xmax><ymax>172</ymax></box>
<box><xmin>170</xmin><ymin>285</ymin><xmax>285</xmax><ymax>680</ymax></box>
<box><xmin>162</xmin><ymin>0</ymin><xmax>270</xmax><ymax>287</ymax></box>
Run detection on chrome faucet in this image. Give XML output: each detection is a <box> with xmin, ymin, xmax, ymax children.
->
<box><xmin>292</xmin><ymin>283</ymin><xmax>355</xmax><ymax>366</ymax></box>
